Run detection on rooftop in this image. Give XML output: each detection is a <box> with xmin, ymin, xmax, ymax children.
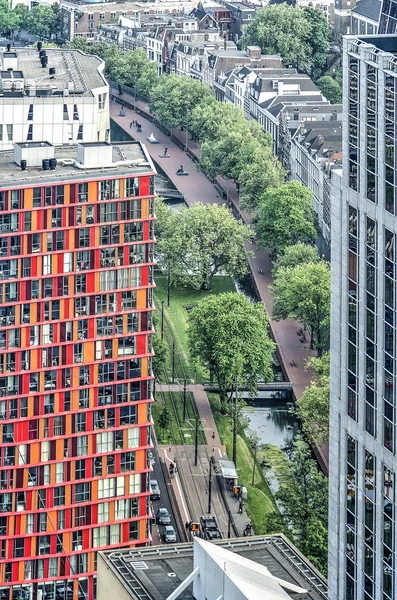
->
<box><xmin>354</xmin><ymin>34</ymin><xmax>397</xmax><ymax>53</ymax></box>
<box><xmin>98</xmin><ymin>535</ymin><xmax>327</xmax><ymax>600</ymax></box>
<box><xmin>351</xmin><ymin>0</ymin><xmax>381</xmax><ymax>22</ymax></box>
<box><xmin>0</xmin><ymin>142</ymin><xmax>156</xmax><ymax>189</ymax></box>
<box><xmin>0</xmin><ymin>48</ymin><xmax>106</xmax><ymax>97</ymax></box>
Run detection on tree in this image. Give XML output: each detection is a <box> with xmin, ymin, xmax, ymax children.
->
<box><xmin>104</xmin><ymin>47</ymin><xmax>157</xmax><ymax>96</ymax></box>
<box><xmin>188</xmin><ymin>293</ymin><xmax>275</xmax><ymax>409</ymax></box>
<box><xmin>200</xmin><ymin>123</ymin><xmax>263</xmax><ymax>182</ymax></box>
<box><xmin>273</xmin><ymin>243</ymin><xmax>320</xmax><ymax>274</ymax></box>
<box><xmin>255</xmin><ymin>182</ymin><xmax>316</xmax><ymax>254</ymax></box>
<box><xmin>149</xmin><ymin>74</ymin><xmax>213</xmax><ymax>129</ymax></box>
<box><xmin>239</xmin><ymin>146</ymin><xmax>286</xmax><ymax>212</ymax></box>
<box><xmin>296</xmin><ymin>354</ymin><xmax>330</xmax><ymax>445</ymax></box>
<box><xmin>156</xmin><ymin>201</ymin><xmax>254</xmax><ymax>291</ymax></box>
<box><xmin>0</xmin><ymin>0</ymin><xmax>24</xmax><ymax>36</ymax></box>
<box><xmin>302</xmin><ymin>7</ymin><xmax>329</xmax><ymax>73</ymax></box>
<box><xmin>243</xmin><ymin>5</ymin><xmax>314</xmax><ymax>72</ymax></box>
<box><xmin>152</xmin><ymin>334</ymin><xmax>169</xmax><ymax>380</ymax></box>
<box><xmin>276</xmin><ymin>439</ymin><xmax>328</xmax><ymax>575</ymax></box>
<box><xmin>316</xmin><ymin>75</ymin><xmax>342</xmax><ymax>104</ymax></box>
<box><xmin>158</xmin><ymin>403</ymin><xmax>171</xmax><ymax>438</ymax></box>
<box><xmin>271</xmin><ymin>260</ymin><xmax>330</xmax><ymax>355</ymax></box>
<box><xmin>24</xmin><ymin>4</ymin><xmax>60</xmax><ymax>39</ymax></box>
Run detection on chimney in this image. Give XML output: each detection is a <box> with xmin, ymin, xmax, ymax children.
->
<box><xmin>246</xmin><ymin>46</ymin><xmax>261</xmax><ymax>60</ymax></box>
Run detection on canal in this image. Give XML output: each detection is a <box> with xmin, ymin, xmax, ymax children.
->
<box><xmin>111</xmin><ymin>118</ymin><xmax>303</xmax><ymax>480</ymax></box>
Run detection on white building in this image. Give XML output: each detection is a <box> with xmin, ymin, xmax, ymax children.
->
<box><xmin>0</xmin><ymin>48</ymin><xmax>109</xmax><ymax>150</ymax></box>
<box><xmin>98</xmin><ymin>534</ymin><xmax>328</xmax><ymax>600</ymax></box>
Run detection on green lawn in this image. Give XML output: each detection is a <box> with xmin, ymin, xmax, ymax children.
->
<box><xmin>154</xmin><ymin>275</ymin><xmax>235</xmax><ymax>383</ymax></box>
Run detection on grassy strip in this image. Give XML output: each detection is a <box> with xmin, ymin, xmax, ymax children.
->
<box><xmin>152</xmin><ymin>392</ymin><xmax>207</xmax><ymax>445</ymax></box>
<box><xmin>208</xmin><ymin>393</ymin><xmax>278</xmax><ymax>533</ymax></box>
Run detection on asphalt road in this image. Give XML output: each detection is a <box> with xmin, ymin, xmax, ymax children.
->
<box><xmin>150</xmin><ymin>444</ymin><xmax>179</xmax><ymax>544</ymax></box>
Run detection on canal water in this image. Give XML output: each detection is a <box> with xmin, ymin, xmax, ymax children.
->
<box><xmin>111</xmin><ymin>118</ymin><xmax>302</xmax><ymax>461</ymax></box>
<box><xmin>110</xmin><ymin>119</ymin><xmax>179</xmax><ymax>196</ymax></box>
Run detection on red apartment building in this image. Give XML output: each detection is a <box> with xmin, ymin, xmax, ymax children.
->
<box><xmin>0</xmin><ymin>140</ymin><xmax>156</xmax><ymax>600</ymax></box>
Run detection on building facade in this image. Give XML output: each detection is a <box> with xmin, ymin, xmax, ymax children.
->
<box><xmin>0</xmin><ymin>48</ymin><xmax>109</xmax><ymax>151</ymax></box>
<box><xmin>329</xmin><ymin>35</ymin><xmax>397</xmax><ymax>600</ymax></box>
<box><xmin>0</xmin><ymin>140</ymin><xmax>156</xmax><ymax>600</ymax></box>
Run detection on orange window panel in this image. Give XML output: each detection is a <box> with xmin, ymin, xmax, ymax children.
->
<box><xmin>65</xmin><ymin>485</ymin><xmax>72</xmax><ymax>508</ymax></box>
<box><xmin>141</xmin><ymin>357</ymin><xmax>147</xmax><ymax>378</ymax></box>
<box><xmin>64</xmin><ymin>184</ymin><xmax>70</xmax><ymax>205</ymax></box>
<box><xmin>136</xmin><ymin>290</ymin><xmax>147</xmax><ymax>310</ymax></box>
<box><xmin>88</xmin><ymin>181</ymin><xmax>97</xmax><ymax>202</ymax></box>
<box><xmin>32</xmin><ymin>210</ymin><xmax>38</xmax><ymax>232</ymax></box>
<box><xmin>137</xmin><ymin>403</ymin><xmax>148</xmax><ymax>424</ymax></box>
<box><xmin>139</xmin><ymin>519</ymin><xmax>146</xmax><ymax>541</ymax></box>
<box><xmin>84</xmin><ymin>342</ymin><xmax>94</xmax><ymax>364</ymax></box>
<box><xmin>141</xmin><ymin>198</ymin><xmax>148</xmax><ymax>219</ymax></box>
<box><xmin>94</xmin><ymin>226</ymin><xmax>100</xmax><ymax>248</ymax></box>
<box><xmin>56</xmin><ymin>439</ymin><xmax>64</xmax><ymax>461</ymax></box>
<box><xmin>120</xmin><ymin>178</ymin><xmax>125</xmax><ymax>199</ymax></box>
<box><xmin>68</xmin><ymin>229</ymin><xmax>75</xmax><ymax>250</ymax></box>
<box><xmin>109</xmin><ymin>501</ymin><xmax>115</xmax><ymax>523</ymax></box>
<box><xmin>24</xmin><ymin>188</ymin><xmax>33</xmax><ymax>209</ymax></box>
<box><xmin>30</xmin><ymin>349</ymin><xmax>38</xmax><ymax>370</ymax></box>
<box><xmin>62</xmin><ymin>531</ymin><xmax>72</xmax><ymax>554</ymax></box>
<box><xmin>91</xmin><ymin>479</ymin><xmax>98</xmax><ymax>501</ymax></box>
<box><xmin>18</xmin><ymin>560</ymin><xmax>24</xmax><ymax>582</ymax></box>
<box><xmin>135</xmin><ymin>449</ymin><xmax>144</xmax><ymax>472</ymax></box>
<box><xmin>47</xmin><ymin>511</ymin><xmax>57</xmax><ymax>532</ymax></box>
<box><xmin>52</xmin><ymin>254</ymin><xmax>58</xmax><ymax>275</ymax></box>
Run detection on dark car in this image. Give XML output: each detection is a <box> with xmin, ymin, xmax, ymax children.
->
<box><xmin>157</xmin><ymin>508</ymin><xmax>171</xmax><ymax>525</ymax></box>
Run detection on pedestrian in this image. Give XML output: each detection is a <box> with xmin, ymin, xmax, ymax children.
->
<box><xmin>238</xmin><ymin>501</ymin><xmax>244</xmax><ymax>514</ymax></box>
<box><xmin>164</xmin><ymin>147</ymin><xmax>168</xmax><ymax>155</ymax></box>
<box><xmin>185</xmin><ymin>521</ymin><xmax>190</xmax><ymax>531</ymax></box>
<box><xmin>212</xmin><ymin>431</ymin><xmax>215</xmax><ymax>441</ymax></box>
<box><xmin>130</xmin><ymin>121</ymin><xmax>133</xmax><ymax>128</ymax></box>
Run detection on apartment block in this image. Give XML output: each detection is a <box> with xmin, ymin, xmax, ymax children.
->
<box><xmin>0</xmin><ymin>140</ymin><xmax>156</xmax><ymax>600</ymax></box>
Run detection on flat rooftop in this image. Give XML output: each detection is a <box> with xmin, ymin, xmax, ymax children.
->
<box><xmin>355</xmin><ymin>34</ymin><xmax>397</xmax><ymax>54</ymax></box>
<box><xmin>0</xmin><ymin>48</ymin><xmax>106</xmax><ymax>96</ymax></box>
<box><xmin>0</xmin><ymin>142</ymin><xmax>156</xmax><ymax>189</ymax></box>
<box><xmin>99</xmin><ymin>535</ymin><xmax>327</xmax><ymax>600</ymax></box>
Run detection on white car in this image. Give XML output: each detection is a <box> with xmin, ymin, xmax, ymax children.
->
<box><xmin>164</xmin><ymin>525</ymin><xmax>177</xmax><ymax>543</ymax></box>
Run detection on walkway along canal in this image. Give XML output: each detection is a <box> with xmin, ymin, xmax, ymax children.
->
<box><xmin>110</xmin><ymin>95</ymin><xmax>329</xmax><ymax>474</ymax></box>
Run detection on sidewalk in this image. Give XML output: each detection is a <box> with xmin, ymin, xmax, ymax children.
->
<box><xmin>111</xmin><ymin>93</ymin><xmax>328</xmax><ymax>472</ymax></box>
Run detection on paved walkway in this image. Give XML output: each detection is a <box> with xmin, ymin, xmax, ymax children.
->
<box><xmin>111</xmin><ymin>93</ymin><xmax>328</xmax><ymax>472</ymax></box>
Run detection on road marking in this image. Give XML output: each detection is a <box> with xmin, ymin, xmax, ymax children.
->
<box><xmin>164</xmin><ymin>448</ymin><xmax>190</xmax><ymax>523</ymax></box>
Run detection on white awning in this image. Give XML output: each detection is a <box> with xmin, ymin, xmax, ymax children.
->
<box><xmin>218</xmin><ymin>460</ymin><xmax>238</xmax><ymax>480</ymax></box>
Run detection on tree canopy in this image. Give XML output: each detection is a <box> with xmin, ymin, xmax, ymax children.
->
<box><xmin>276</xmin><ymin>439</ymin><xmax>328</xmax><ymax>575</ymax></box>
<box><xmin>271</xmin><ymin>260</ymin><xmax>330</xmax><ymax>355</ymax></box>
<box><xmin>188</xmin><ymin>293</ymin><xmax>275</xmax><ymax>408</ymax></box>
<box><xmin>239</xmin><ymin>146</ymin><xmax>286</xmax><ymax>212</ymax></box>
<box><xmin>150</xmin><ymin>74</ymin><xmax>213</xmax><ymax>129</ymax></box>
<box><xmin>316</xmin><ymin>75</ymin><xmax>342</xmax><ymax>104</ymax></box>
<box><xmin>243</xmin><ymin>5</ymin><xmax>329</xmax><ymax>73</ymax></box>
<box><xmin>24</xmin><ymin>3</ymin><xmax>60</xmax><ymax>39</ymax></box>
<box><xmin>255</xmin><ymin>182</ymin><xmax>316</xmax><ymax>254</ymax></box>
<box><xmin>273</xmin><ymin>242</ymin><xmax>320</xmax><ymax>273</ymax></box>
<box><xmin>296</xmin><ymin>354</ymin><xmax>330</xmax><ymax>445</ymax></box>
<box><xmin>155</xmin><ymin>200</ymin><xmax>253</xmax><ymax>290</ymax></box>
<box><xmin>0</xmin><ymin>0</ymin><xmax>25</xmax><ymax>36</ymax></box>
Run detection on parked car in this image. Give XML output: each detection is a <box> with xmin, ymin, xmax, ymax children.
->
<box><xmin>164</xmin><ymin>525</ymin><xmax>177</xmax><ymax>543</ymax></box>
<box><xmin>150</xmin><ymin>479</ymin><xmax>161</xmax><ymax>500</ymax></box>
<box><xmin>157</xmin><ymin>507</ymin><xmax>171</xmax><ymax>525</ymax></box>
<box><xmin>148</xmin><ymin>450</ymin><xmax>155</xmax><ymax>468</ymax></box>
